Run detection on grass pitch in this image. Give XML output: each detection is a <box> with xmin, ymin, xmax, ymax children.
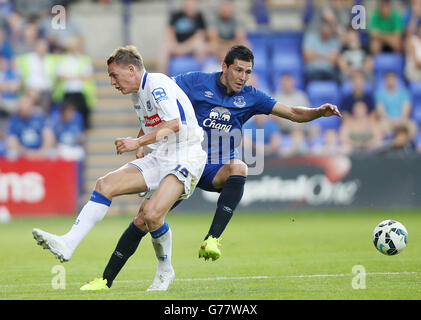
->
<box><xmin>1</xmin><ymin>209</ymin><xmax>420</xmax><ymax>300</ymax></box>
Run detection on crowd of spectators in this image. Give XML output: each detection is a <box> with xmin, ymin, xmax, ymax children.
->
<box><xmin>159</xmin><ymin>0</ymin><xmax>421</xmax><ymax>158</ymax></box>
<box><xmin>245</xmin><ymin>0</ymin><xmax>421</xmax><ymax>158</ymax></box>
<box><xmin>0</xmin><ymin>1</ymin><xmax>94</xmax><ymax>163</ymax></box>
<box><xmin>2</xmin><ymin>0</ymin><xmax>421</xmax><ymax>161</ymax></box>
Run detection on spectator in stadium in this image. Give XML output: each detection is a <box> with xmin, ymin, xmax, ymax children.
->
<box><xmin>9</xmin><ymin>14</ymin><xmax>40</xmax><ymax>55</ymax></box>
<box><xmin>243</xmin><ymin>114</ymin><xmax>282</xmax><ymax>157</ymax></box>
<box><xmin>156</xmin><ymin>0</ymin><xmax>207</xmax><ymax>74</ymax></box>
<box><xmin>6</xmin><ymin>12</ymin><xmax>26</xmax><ymax>54</ymax></box>
<box><xmin>0</xmin><ymin>114</ymin><xmax>7</xmax><ymax>157</ymax></box>
<box><xmin>0</xmin><ymin>28</ymin><xmax>13</xmax><ymax>61</ymax></box>
<box><xmin>51</xmin><ymin>100</ymin><xmax>85</xmax><ymax>162</ymax></box>
<box><xmin>375</xmin><ymin>71</ymin><xmax>417</xmax><ymax>138</ymax></box>
<box><xmin>39</xmin><ymin>5</ymin><xmax>83</xmax><ymax>53</ymax></box>
<box><xmin>16</xmin><ymin>38</ymin><xmax>57</xmax><ymax>111</ymax></box>
<box><xmin>250</xmin><ymin>0</ymin><xmax>270</xmax><ymax>30</ymax></box>
<box><xmin>337</xmin><ymin>28</ymin><xmax>373</xmax><ymax>81</ymax></box>
<box><xmin>273</xmin><ymin>73</ymin><xmax>312</xmax><ymax>136</ymax></box>
<box><xmin>339</xmin><ymin>101</ymin><xmax>383</xmax><ymax>154</ymax></box>
<box><xmin>302</xmin><ymin>21</ymin><xmax>341</xmax><ymax>84</ymax></box>
<box><xmin>378</xmin><ymin>123</ymin><xmax>416</xmax><ymax>155</ymax></box>
<box><xmin>340</xmin><ymin>70</ymin><xmax>375</xmax><ymax>119</ymax></box>
<box><xmin>369</xmin><ymin>0</ymin><xmax>404</xmax><ymax>54</ymax></box>
<box><xmin>403</xmin><ymin>0</ymin><xmax>421</xmax><ymax>37</ymax></box>
<box><xmin>207</xmin><ymin>0</ymin><xmax>249</xmax><ymax>65</ymax></box>
<box><xmin>282</xmin><ymin>128</ymin><xmax>309</xmax><ymax>156</ymax></box>
<box><xmin>308</xmin><ymin>0</ymin><xmax>351</xmax><ymax>44</ymax></box>
<box><xmin>6</xmin><ymin>93</ymin><xmax>55</xmax><ymax>159</ymax></box>
<box><xmin>54</xmin><ymin>36</ymin><xmax>96</xmax><ymax>130</ymax></box>
<box><xmin>0</xmin><ymin>53</ymin><xmax>21</xmax><ymax>119</ymax></box>
<box><xmin>311</xmin><ymin>128</ymin><xmax>343</xmax><ymax>155</ymax></box>
<box><xmin>405</xmin><ymin>23</ymin><xmax>421</xmax><ymax>82</ymax></box>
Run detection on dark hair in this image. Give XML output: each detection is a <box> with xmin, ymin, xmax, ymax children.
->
<box><xmin>223</xmin><ymin>45</ymin><xmax>254</xmax><ymax>67</ymax></box>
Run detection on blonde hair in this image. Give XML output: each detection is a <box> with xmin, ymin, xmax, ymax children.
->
<box><xmin>107</xmin><ymin>45</ymin><xmax>144</xmax><ymax>70</ymax></box>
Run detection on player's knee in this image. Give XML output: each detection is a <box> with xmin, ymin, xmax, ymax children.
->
<box><xmin>94</xmin><ymin>176</ymin><xmax>113</xmax><ymax>199</ymax></box>
<box><xmin>133</xmin><ymin>214</ymin><xmax>147</xmax><ymax>230</ymax></box>
<box><xmin>229</xmin><ymin>161</ymin><xmax>248</xmax><ymax>177</ymax></box>
<box><xmin>142</xmin><ymin>204</ymin><xmax>164</xmax><ymax>228</ymax></box>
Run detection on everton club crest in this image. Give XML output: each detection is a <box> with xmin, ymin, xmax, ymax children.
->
<box><xmin>233</xmin><ymin>96</ymin><xmax>246</xmax><ymax>107</ymax></box>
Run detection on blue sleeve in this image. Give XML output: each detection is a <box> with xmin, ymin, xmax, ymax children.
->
<box><xmin>174</xmin><ymin>71</ymin><xmax>200</xmax><ymax>96</ymax></box>
<box><xmin>253</xmin><ymin>88</ymin><xmax>277</xmax><ymax>115</ymax></box>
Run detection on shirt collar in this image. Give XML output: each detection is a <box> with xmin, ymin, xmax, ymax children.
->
<box><xmin>141</xmin><ymin>71</ymin><xmax>148</xmax><ymax>90</ymax></box>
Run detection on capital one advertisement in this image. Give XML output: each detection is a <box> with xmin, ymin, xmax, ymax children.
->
<box><xmin>0</xmin><ymin>159</ymin><xmax>79</xmax><ymax>216</ymax></box>
<box><xmin>178</xmin><ymin>154</ymin><xmax>421</xmax><ymax>212</ymax></box>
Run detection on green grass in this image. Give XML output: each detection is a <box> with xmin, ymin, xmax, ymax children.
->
<box><xmin>1</xmin><ymin>209</ymin><xmax>421</xmax><ymax>300</ymax></box>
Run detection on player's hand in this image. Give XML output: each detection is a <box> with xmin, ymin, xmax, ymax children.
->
<box><xmin>114</xmin><ymin>137</ymin><xmax>140</xmax><ymax>155</ymax></box>
<box><xmin>318</xmin><ymin>103</ymin><xmax>342</xmax><ymax>118</ymax></box>
<box><xmin>136</xmin><ymin>146</ymin><xmax>145</xmax><ymax>159</ymax></box>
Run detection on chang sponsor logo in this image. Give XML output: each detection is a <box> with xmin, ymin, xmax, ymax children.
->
<box><xmin>202</xmin><ymin>107</ymin><xmax>232</xmax><ymax>132</ymax></box>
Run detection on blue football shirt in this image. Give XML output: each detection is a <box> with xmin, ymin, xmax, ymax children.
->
<box><xmin>174</xmin><ymin>71</ymin><xmax>277</xmax><ymax>163</ymax></box>
<box><xmin>8</xmin><ymin>113</ymin><xmax>48</xmax><ymax>149</ymax></box>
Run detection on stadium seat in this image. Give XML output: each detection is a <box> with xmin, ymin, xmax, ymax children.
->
<box><xmin>416</xmin><ymin>131</ymin><xmax>421</xmax><ymax>146</ymax></box>
<box><xmin>247</xmin><ymin>33</ymin><xmax>270</xmax><ymax>73</ymax></box>
<box><xmin>306</xmin><ymin>81</ymin><xmax>341</xmax><ymax>131</ymax></box>
<box><xmin>373</xmin><ymin>53</ymin><xmax>405</xmax><ymax>83</ymax></box>
<box><xmin>269</xmin><ymin>32</ymin><xmax>303</xmax><ymax>54</ymax></box>
<box><xmin>271</xmin><ymin>51</ymin><xmax>304</xmax><ymax>91</ymax></box>
<box><xmin>168</xmin><ymin>56</ymin><xmax>202</xmax><ymax>77</ymax></box>
<box><xmin>340</xmin><ymin>80</ymin><xmax>373</xmax><ymax>96</ymax></box>
<box><xmin>306</xmin><ymin>80</ymin><xmax>341</xmax><ymax>107</ymax></box>
<box><xmin>312</xmin><ymin>115</ymin><xmax>342</xmax><ymax>132</ymax></box>
<box><xmin>253</xmin><ymin>71</ymin><xmax>272</xmax><ymax>94</ymax></box>
<box><xmin>409</xmin><ymin>81</ymin><xmax>421</xmax><ymax>107</ymax></box>
<box><xmin>411</xmin><ymin>104</ymin><xmax>421</xmax><ymax>125</ymax></box>
<box><xmin>410</xmin><ymin>82</ymin><xmax>421</xmax><ymax>125</ymax></box>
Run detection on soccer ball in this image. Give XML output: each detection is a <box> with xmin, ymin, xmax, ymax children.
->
<box><xmin>373</xmin><ymin>220</ymin><xmax>408</xmax><ymax>256</ymax></box>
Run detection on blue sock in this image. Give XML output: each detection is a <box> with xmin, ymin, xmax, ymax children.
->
<box><xmin>102</xmin><ymin>221</ymin><xmax>147</xmax><ymax>287</ymax></box>
<box><xmin>150</xmin><ymin>221</ymin><xmax>169</xmax><ymax>239</ymax></box>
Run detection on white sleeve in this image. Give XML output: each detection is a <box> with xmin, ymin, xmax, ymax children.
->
<box><xmin>150</xmin><ymin>78</ymin><xmax>181</xmax><ymax>122</ymax></box>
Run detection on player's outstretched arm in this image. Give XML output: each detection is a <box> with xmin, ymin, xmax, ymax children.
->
<box><xmin>270</xmin><ymin>102</ymin><xmax>342</xmax><ymax>123</ymax></box>
<box><xmin>114</xmin><ymin>118</ymin><xmax>181</xmax><ymax>154</ymax></box>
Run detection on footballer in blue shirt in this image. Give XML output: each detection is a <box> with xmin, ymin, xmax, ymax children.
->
<box><xmin>81</xmin><ymin>45</ymin><xmax>341</xmax><ymax>291</ymax></box>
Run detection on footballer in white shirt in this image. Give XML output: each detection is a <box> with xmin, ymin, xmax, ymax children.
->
<box><xmin>32</xmin><ymin>45</ymin><xmax>207</xmax><ymax>292</ymax></box>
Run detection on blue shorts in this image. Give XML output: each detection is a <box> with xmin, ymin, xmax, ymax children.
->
<box><xmin>197</xmin><ymin>163</ymin><xmax>224</xmax><ymax>193</ymax></box>
<box><xmin>171</xmin><ymin>163</ymin><xmax>224</xmax><ymax>210</ymax></box>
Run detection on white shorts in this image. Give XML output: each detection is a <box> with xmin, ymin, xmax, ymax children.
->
<box><xmin>129</xmin><ymin>147</ymin><xmax>206</xmax><ymax>201</ymax></box>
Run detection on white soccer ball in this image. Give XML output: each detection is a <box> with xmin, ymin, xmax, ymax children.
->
<box><xmin>373</xmin><ymin>220</ymin><xmax>408</xmax><ymax>256</ymax></box>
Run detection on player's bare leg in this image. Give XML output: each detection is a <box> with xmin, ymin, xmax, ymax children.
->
<box><xmin>33</xmin><ymin>164</ymin><xmax>148</xmax><ymax>262</ymax></box>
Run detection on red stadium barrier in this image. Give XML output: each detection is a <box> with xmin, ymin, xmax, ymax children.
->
<box><xmin>0</xmin><ymin>159</ymin><xmax>79</xmax><ymax>216</ymax></box>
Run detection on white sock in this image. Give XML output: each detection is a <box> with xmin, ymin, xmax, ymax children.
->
<box><xmin>61</xmin><ymin>191</ymin><xmax>111</xmax><ymax>253</ymax></box>
<box><xmin>150</xmin><ymin>221</ymin><xmax>172</xmax><ymax>272</ymax></box>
